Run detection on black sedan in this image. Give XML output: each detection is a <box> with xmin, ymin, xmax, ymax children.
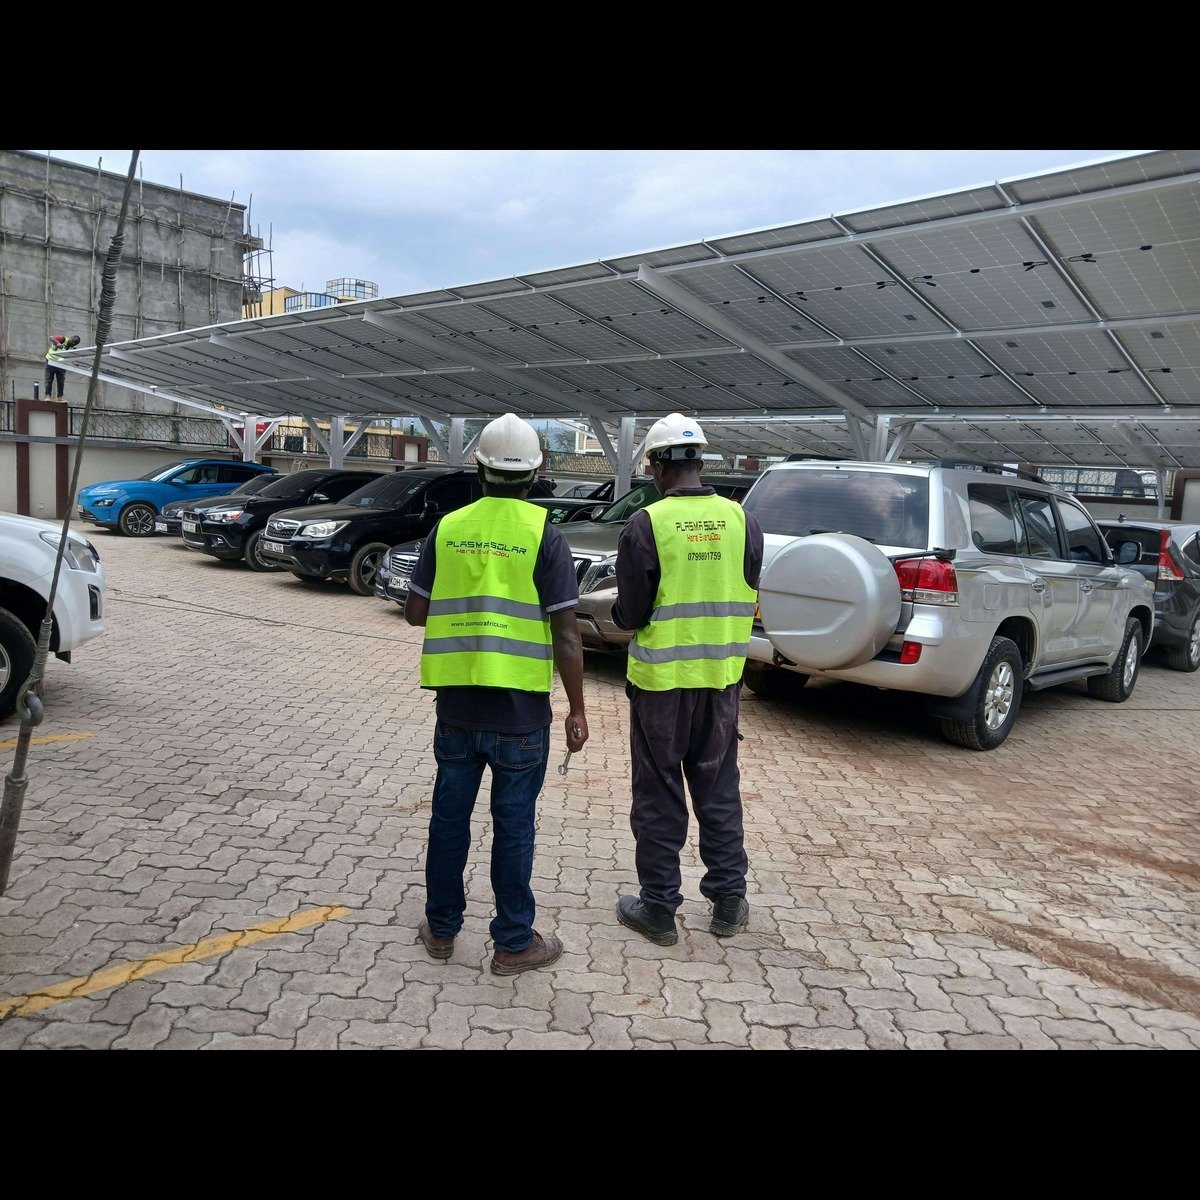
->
<box><xmin>1098</xmin><ymin>517</ymin><xmax>1200</xmax><ymax>671</ymax></box>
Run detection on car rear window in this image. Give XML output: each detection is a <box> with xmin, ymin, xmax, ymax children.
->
<box><xmin>1099</xmin><ymin>525</ymin><xmax>1161</xmax><ymax>565</ymax></box>
<box><xmin>742</xmin><ymin>469</ymin><xmax>929</xmax><ymax>547</ymax></box>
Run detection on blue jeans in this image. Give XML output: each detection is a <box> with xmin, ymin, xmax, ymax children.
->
<box><xmin>425</xmin><ymin>721</ymin><xmax>550</xmax><ymax>953</ymax></box>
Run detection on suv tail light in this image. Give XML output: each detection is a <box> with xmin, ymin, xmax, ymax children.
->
<box><xmin>894</xmin><ymin>556</ymin><xmax>958</xmax><ymax>605</ymax></box>
<box><xmin>1158</xmin><ymin>529</ymin><xmax>1186</xmax><ymax>582</ymax></box>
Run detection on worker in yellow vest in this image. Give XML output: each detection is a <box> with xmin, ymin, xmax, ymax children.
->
<box><xmin>405</xmin><ymin>413</ymin><xmax>588</xmax><ymax>975</ymax></box>
<box><xmin>612</xmin><ymin>413</ymin><xmax>764</xmax><ymax>946</ymax></box>
<box><xmin>44</xmin><ymin>334</ymin><xmax>80</xmax><ymax>400</ymax></box>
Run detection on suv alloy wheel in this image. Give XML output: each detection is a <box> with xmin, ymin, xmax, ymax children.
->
<box><xmin>1088</xmin><ymin>618</ymin><xmax>1143</xmax><ymax>702</ymax></box>
<box><xmin>1165</xmin><ymin>612</ymin><xmax>1200</xmax><ymax>673</ymax></box>
<box><xmin>119</xmin><ymin>502</ymin><xmax>157</xmax><ymax>537</ymax></box>
<box><xmin>349</xmin><ymin>542</ymin><xmax>391</xmax><ymax>596</ymax></box>
<box><xmin>937</xmin><ymin>635</ymin><xmax>1025</xmax><ymax>751</ymax></box>
<box><xmin>243</xmin><ymin>529</ymin><xmax>281</xmax><ymax>573</ymax></box>
<box><xmin>0</xmin><ymin>609</ymin><xmax>38</xmax><ymax>718</ymax></box>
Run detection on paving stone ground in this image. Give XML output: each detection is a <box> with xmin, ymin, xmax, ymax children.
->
<box><xmin>1</xmin><ymin>531</ymin><xmax>1198</xmax><ymax>1050</ymax></box>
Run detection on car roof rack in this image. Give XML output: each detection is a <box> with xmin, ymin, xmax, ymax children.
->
<box><xmin>937</xmin><ymin>458</ymin><xmax>1044</xmax><ymax>483</ymax></box>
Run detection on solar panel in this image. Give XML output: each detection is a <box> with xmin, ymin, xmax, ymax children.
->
<box><xmin>67</xmin><ymin>150</ymin><xmax>1200</xmax><ymax>470</ymax></box>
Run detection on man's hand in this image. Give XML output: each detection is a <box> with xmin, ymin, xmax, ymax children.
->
<box><xmin>565</xmin><ymin>713</ymin><xmax>588</xmax><ymax>752</ymax></box>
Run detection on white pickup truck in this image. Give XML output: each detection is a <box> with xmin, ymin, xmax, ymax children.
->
<box><xmin>0</xmin><ymin>513</ymin><xmax>108</xmax><ymax>718</ymax></box>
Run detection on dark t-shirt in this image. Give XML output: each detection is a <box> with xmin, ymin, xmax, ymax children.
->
<box><xmin>410</xmin><ymin>508</ymin><xmax>579</xmax><ymax>734</ymax></box>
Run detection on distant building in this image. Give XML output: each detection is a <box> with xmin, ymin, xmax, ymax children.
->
<box><xmin>283</xmin><ymin>278</ymin><xmax>380</xmax><ymax>314</ymax></box>
<box><xmin>243</xmin><ymin>286</ymin><xmax>299</xmax><ymax>318</ymax></box>
<box><xmin>0</xmin><ymin>149</ymin><xmax>255</xmax><ymax>413</ymax></box>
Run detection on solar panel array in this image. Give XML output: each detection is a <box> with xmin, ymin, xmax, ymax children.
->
<box><xmin>69</xmin><ymin>150</ymin><xmax>1200</xmax><ymax>468</ymax></box>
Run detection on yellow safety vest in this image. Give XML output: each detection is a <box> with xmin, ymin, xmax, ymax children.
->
<box><xmin>627</xmin><ymin>494</ymin><xmax>757</xmax><ymax>691</ymax></box>
<box><xmin>45</xmin><ymin>343</ymin><xmax>65</xmax><ymax>363</ymax></box>
<box><xmin>420</xmin><ymin>497</ymin><xmax>553</xmax><ymax>692</ymax></box>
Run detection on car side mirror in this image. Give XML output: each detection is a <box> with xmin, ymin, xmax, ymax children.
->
<box><xmin>309</xmin><ymin>493</ymin><xmax>330</xmax><ymax>504</ymax></box>
<box><xmin>1115</xmin><ymin>540</ymin><xmax>1140</xmax><ymax>565</ymax></box>
<box><xmin>590</xmin><ymin>505</ymin><xmax>606</xmax><ymax>520</ymax></box>
<box><xmin>423</xmin><ymin>500</ymin><xmax>439</xmax><ymax>517</ymax></box>
<box><xmin>168</xmin><ymin>476</ymin><xmax>188</xmax><ymax>486</ymax></box>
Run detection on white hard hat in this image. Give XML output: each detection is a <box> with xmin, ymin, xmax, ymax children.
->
<box><xmin>643</xmin><ymin>412</ymin><xmax>707</xmax><ymax>462</ymax></box>
<box><xmin>475</xmin><ymin>412</ymin><xmax>543</xmax><ymax>478</ymax></box>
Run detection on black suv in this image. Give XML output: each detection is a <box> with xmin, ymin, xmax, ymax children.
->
<box><xmin>259</xmin><ymin>467</ymin><xmax>555</xmax><ymax>595</ymax></box>
<box><xmin>182</xmin><ymin>468</ymin><xmax>387</xmax><ymax>571</ymax></box>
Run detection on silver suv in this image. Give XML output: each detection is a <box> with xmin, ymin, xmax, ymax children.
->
<box><xmin>741</xmin><ymin>460</ymin><xmax>1156</xmax><ymax>750</ymax></box>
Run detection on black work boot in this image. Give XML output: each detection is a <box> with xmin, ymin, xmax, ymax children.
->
<box><xmin>709</xmin><ymin>895</ymin><xmax>749</xmax><ymax>937</ymax></box>
<box><xmin>616</xmin><ymin>895</ymin><xmax>679</xmax><ymax>946</ymax></box>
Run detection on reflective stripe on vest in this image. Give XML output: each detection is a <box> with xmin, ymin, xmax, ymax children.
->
<box><xmin>627</xmin><ymin>494</ymin><xmax>757</xmax><ymax>691</ymax></box>
<box><xmin>420</xmin><ymin>497</ymin><xmax>552</xmax><ymax>692</ymax></box>
<box><xmin>45</xmin><ymin>345</ymin><xmax>64</xmax><ymax>363</ymax></box>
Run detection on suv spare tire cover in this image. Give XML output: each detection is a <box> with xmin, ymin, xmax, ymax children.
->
<box><xmin>758</xmin><ymin>533</ymin><xmax>902</xmax><ymax>670</ymax></box>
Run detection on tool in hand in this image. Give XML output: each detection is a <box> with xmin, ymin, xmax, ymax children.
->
<box><xmin>558</xmin><ymin>722</ymin><xmax>582</xmax><ymax>775</ymax></box>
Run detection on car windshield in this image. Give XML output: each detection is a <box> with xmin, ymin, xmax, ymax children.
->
<box><xmin>234</xmin><ymin>474</ymin><xmax>277</xmax><ymax>496</ymax></box>
<box><xmin>137</xmin><ymin>459</ymin><xmax>192</xmax><ymax>482</ymax></box>
<box><xmin>344</xmin><ymin>475</ymin><xmax>428</xmax><ymax>509</ymax></box>
<box><xmin>742</xmin><ymin>468</ymin><xmax>930</xmax><ymax>547</ymax></box>
<box><xmin>258</xmin><ymin>471</ymin><xmax>331</xmax><ymax>501</ymax></box>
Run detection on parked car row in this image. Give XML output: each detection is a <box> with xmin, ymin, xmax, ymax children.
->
<box><xmin>73</xmin><ymin>453</ymin><xmax>1198</xmax><ymax>753</ymax></box>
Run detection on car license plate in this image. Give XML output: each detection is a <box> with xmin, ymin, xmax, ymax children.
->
<box><xmin>154</xmin><ymin>521</ymin><xmax>167</xmax><ymax>532</ymax></box>
<box><xmin>263</xmin><ymin>540</ymin><xmax>286</xmax><ymax>555</ymax></box>
<box><xmin>182</xmin><ymin>521</ymin><xmax>198</xmax><ymax>533</ymax></box>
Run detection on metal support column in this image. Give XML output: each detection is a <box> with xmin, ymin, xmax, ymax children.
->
<box><xmin>237</xmin><ymin>415</ymin><xmax>281</xmax><ymax>462</ymax></box>
<box><xmin>328</xmin><ymin>415</ymin><xmax>346</xmax><ymax>469</ymax></box>
<box><xmin>448</xmin><ymin>418</ymin><xmax>466</xmax><ymax>466</ymax></box>
<box><xmin>616</xmin><ymin>416</ymin><xmax>637</xmax><ymax>497</ymax></box>
<box><xmin>1157</xmin><ymin>469</ymin><xmax>1168</xmax><ymax>518</ymax></box>
<box><xmin>870</xmin><ymin>415</ymin><xmax>891</xmax><ymax>462</ymax></box>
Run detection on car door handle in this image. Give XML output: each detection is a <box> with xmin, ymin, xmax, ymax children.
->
<box><xmin>1029</xmin><ymin>580</ymin><xmax>1046</xmax><ymax>593</ymax></box>
<box><xmin>1079</xmin><ymin>582</ymin><xmax>1094</xmax><ymax>593</ymax></box>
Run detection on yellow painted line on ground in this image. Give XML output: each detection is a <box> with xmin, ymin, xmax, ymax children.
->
<box><xmin>0</xmin><ymin>731</ymin><xmax>94</xmax><ymax>751</ymax></box>
<box><xmin>0</xmin><ymin>905</ymin><xmax>352</xmax><ymax>1020</ymax></box>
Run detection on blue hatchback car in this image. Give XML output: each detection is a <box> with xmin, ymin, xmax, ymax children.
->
<box><xmin>77</xmin><ymin>458</ymin><xmax>277</xmax><ymax>537</ymax></box>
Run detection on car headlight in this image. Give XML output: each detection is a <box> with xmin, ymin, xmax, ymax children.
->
<box><xmin>40</xmin><ymin>531</ymin><xmax>99</xmax><ymax>572</ymax></box>
<box><xmin>205</xmin><ymin>509</ymin><xmax>244</xmax><ymax>523</ymax></box>
<box><xmin>580</xmin><ymin>555</ymin><xmax>617</xmax><ymax>594</ymax></box>
<box><xmin>92</xmin><ymin>497</ymin><xmax>115</xmax><ymax>508</ymax></box>
<box><xmin>299</xmin><ymin>520</ymin><xmax>348</xmax><ymax>539</ymax></box>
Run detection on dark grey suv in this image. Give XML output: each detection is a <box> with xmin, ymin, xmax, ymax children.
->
<box><xmin>1097</xmin><ymin>517</ymin><xmax>1200</xmax><ymax>672</ymax></box>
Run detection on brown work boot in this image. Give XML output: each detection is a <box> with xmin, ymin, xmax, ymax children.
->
<box><xmin>490</xmin><ymin>930</ymin><xmax>563</xmax><ymax>976</ymax></box>
<box><xmin>418</xmin><ymin>920</ymin><xmax>455</xmax><ymax>960</ymax></box>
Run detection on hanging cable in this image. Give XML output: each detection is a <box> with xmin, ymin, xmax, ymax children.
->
<box><xmin>1</xmin><ymin>150</ymin><xmax>141</xmax><ymax>897</ymax></box>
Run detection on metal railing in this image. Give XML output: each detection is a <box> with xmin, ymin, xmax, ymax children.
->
<box><xmin>1038</xmin><ymin>465</ymin><xmax>1174</xmax><ymax>500</ymax></box>
<box><xmin>0</xmin><ymin>403</ymin><xmax>398</xmax><ymax>461</ymax></box>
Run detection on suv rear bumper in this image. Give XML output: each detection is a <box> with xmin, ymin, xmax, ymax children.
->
<box><xmin>747</xmin><ymin>606</ymin><xmax>983</xmax><ymax>699</ymax></box>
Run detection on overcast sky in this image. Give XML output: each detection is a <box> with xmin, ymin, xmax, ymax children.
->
<box><xmin>39</xmin><ymin>148</ymin><xmax>1136</xmax><ymax>301</ymax></box>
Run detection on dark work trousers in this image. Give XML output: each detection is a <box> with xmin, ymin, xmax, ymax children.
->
<box><xmin>628</xmin><ymin>682</ymin><xmax>748</xmax><ymax>913</ymax></box>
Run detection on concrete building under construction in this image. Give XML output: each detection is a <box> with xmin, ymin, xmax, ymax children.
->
<box><xmin>0</xmin><ymin>149</ymin><xmax>259</xmax><ymax>412</ymax></box>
